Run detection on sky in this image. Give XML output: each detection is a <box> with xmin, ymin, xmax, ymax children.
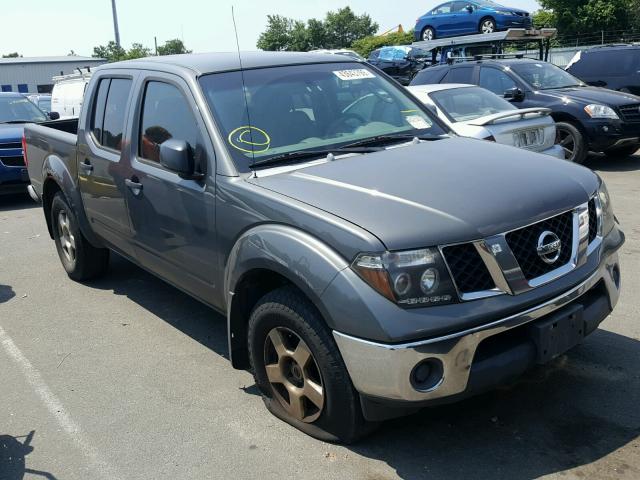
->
<box><xmin>0</xmin><ymin>0</ymin><xmax>541</xmax><ymax>58</ymax></box>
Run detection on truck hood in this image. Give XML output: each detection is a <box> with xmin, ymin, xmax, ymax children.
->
<box><xmin>0</xmin><ymin>124</ymin><xmax>25</xmax><ymax>144</ymax></box>
<box><xmin>534</xmin><ymin>86</ymin><xmax>640</xmax><ymax>107</ymax></box>
<box><xmin>249</xmin><ymin>137</ymin><xmax>599</xmax><ymax>251</ymax></box>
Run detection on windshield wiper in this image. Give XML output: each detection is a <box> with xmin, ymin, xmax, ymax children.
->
<box><xmin>341</xmin><ymin>133</ymin><xmax>446</xmax><ymax>148</ymax></box>
<box><xmin>0</xmin><ymin>119</ymin><xmax>35</xmax><ymax>124</ymax></box>
<box><xmin>251</xmin><ymin>146</ymin><xmax>381</xmax><ymax>168</ymax></box>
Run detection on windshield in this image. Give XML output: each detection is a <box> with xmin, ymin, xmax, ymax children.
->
<box><xmin>0</xmin><ymin>96</ymin><xmax>47</xmax><ymax>123</ymax></box>
<box><xmin>430</xmin><ymin>86</ymin><xmax>516</xmax><ymax>122</ymax></box>
<box><xmin>511</xmin><ymin>62</ymin><xmax>584</xmax><ymax>90</ymax></box>
<box><xmin>199</xmin><ymin>62</ymin><xmax>446</xmax><ymax>171</ymax></box>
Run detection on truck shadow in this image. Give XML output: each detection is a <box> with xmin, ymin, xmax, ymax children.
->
<box><xmin>585</xmin><ymin>151</ymin><xmax>640</xmax><ymax>172</ymax></box>
<box><xmin>0</xmin><ymin>431</ymin><xmax>59</xmax><ymax>480</ymax></box>
<box><xmin>349</xmin><ymin>328</ymin><xmax>640</xmax><ymax>479</ymax></box>
<box><xmin>87</xmin><ymin>255</ymin><xmax>639</xmax><ymax>479</ymax></box>
<box><xmin>0</xmin><ymin>192</ymin><xmax>38</xmax><ymax>212</ymax></box>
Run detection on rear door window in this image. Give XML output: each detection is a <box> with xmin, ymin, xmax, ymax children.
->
<box><xmin>442</xmin><ymin>66</ymin><xmax>475</xmax><ymax>83</ymax></box>
<box><xmin>90</xmin><ymin>79</ymin><xmax>109</xmax><ymax>143</ymax></box>
<box><xmin>412</xmin><ymin>68</ymin><xmax>448</xmax><ymax>85</ymax></box>
<box><xmin>101</xmin><ymin>79</ymin><xmax>132</xmax><ymax>151</ymax></box>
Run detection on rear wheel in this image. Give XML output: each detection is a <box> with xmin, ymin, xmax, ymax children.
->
<box><xmin>479</xmin><ymin>17</ymin><xmax>496</xmax><ymax>34</ymax></box>
<box><xmin>51</xmin><ymin>192</ymin><xmax>109</xmax><ymax>281</ymax></box>
<box><xmin>555</xmin><ymin>122</ymin><xmax>588</xmax><ymax>163</ymax></box>
<box><xmin>603</xmin><ymin>143</ymin><xmax>640</xmax><ymax>158</ymax></box>
<box><xmin>422</xmin><ymin>27</ymin><xmax>435</xmax><ymax>41</ymax></box>
<box><xmin>248</xmin><ymin>286</ymin><xmax>373</xmax><ymax>443</ymax></box>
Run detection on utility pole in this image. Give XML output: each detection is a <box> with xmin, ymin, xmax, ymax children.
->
<box><xmin>111</xmin><ymin>0</ymin><xmax>121</xmax><ymax>46</ymax></box>
<box><xmin>154</xmin><ymin>36</ymin><xmax>158</xmax><ymax>56</ymax></box>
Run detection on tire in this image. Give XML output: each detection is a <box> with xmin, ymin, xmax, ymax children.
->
<box><xmin>555</xmin><ymin>121</ymin><xmax>588</xmax><ymax>163</ymax></box>
<box><xmin>603</xmin><ymin>143</ymin><xmax>639</xmax><ymax>158</ymax></box>
<box><xmin>248</xmin><ymin>286</ymin><xmax>373</xmax><ymax>443</ymax></box>
<box><xmin>51</xmin><ymin>192</ymin><xmax>109</xmax><ymax>281</ymax></box>
<box><xmin>422</xmin><ymin>27</ymin><xmax>435</xmax><ymax>41</ymax></box>
<box><xmin>479</xmin><ymin>17</ymin><xmax>496</xmax><ymax>34</ymax></box>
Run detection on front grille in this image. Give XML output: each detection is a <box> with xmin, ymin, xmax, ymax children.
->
<box><xmin>442</xmin><ymin>243</ymin><xmax>495</xmax><ymax>293</ymax></box>
<box><xmin>505</xmin><ymin>211</ymin><xmax>574</xmax><ymax>280</ymax></box>
<box><xmin>0</xmin><ymin>156</ymin><xmax>26</xmax><ymax>167</ymax></box>
<box><xmin>0</xmin><ymin>142</ymin><xmax>22</xmax><ymax>150</ymax></box>
<box><xmin>588</xmin><ymin>198</ymin><xmax>598</xmax><ymax>243</ymax></box>
<box><xmin>618</xmin><ymin>104</ymin><xmax>640</xmax><ymax>123</ymax></box>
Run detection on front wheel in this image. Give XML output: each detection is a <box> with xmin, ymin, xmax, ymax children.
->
<box><xmin>422</xmin><ymin>27</ymin><xmax>435</xmax><ymax>41</ymax></box>
<box><xmin>247</xmin><ymin>286</ymin><xmax>373</xmax><ymax>443</ymax></box>
<box><xmin>555</xmin><ymin>122</ymin><xmax>588</xmax><ymax>163</ymax></box>
<box><xmin>479</xmin><ymin>18</ymin><xmax>496</xmax><ymax>34</ymax></box>
<box><xmin>51</xmin><ymin>192</ymin><xmax>110</xmax><ymax>281</ymax></box>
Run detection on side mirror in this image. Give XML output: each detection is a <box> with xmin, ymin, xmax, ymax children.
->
<box><xmin>159</xmin><ymin>139</ymin><xmax>193</xmax><ymax>177</ymax></box>
<box><xmin>466</xmin><ymin>5</ymin><xmax>474</xmax><ymax>12</ymax></box>
<box><xmin>48</xmin><ymin>111</ymin><xmax>60</xmax><ymax>120</ymax></box>
<box><xmin>504</xmin><ymin>87</ymin><xmax>525</xmax><ymax>102</ymax></box>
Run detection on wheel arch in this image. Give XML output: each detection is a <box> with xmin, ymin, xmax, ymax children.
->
<box><xmin>478</xmin><ymin>15</ymin><xmax>496</xmax><ymax>30</ymax></box>
<box><xmin>224</xmin><ymin>224</ymin><xmax>349</xmax><ymax>369</ymax></box>
<box><xmin>40</xmin><ymin>155</ymin><xmax>104</xmax><ymax>247</ymax></box>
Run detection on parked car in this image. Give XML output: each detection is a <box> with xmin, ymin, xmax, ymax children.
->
<box><xmin>51</xmin><ymin>71</ymin><xmax>92</xmax><ymax>119</ymax></box>
<box><xmin>27</xmin><ymin>94</ymin><xmax>52</xmax><ymax>113</ymax></box>
<box><xmin>407</xmin><ymin>83</ymin><xmax>564</xmax><ymax>158</ymax></box>
<box><xmin>566</xmin><ymin>44</ymin><xmax>640</xmax><ymax>95</ymax></box>
<box><xmin>368</xmin><ymin>45</ymin><xmax>431</xmax><ymax>85</ymax></box>
<box><xmin>308</xmin><ymin>49</ymin><xmax>366</xmax><ymax>61</ymax></box>
<box><xmin>25</xmin><ymin>52</ymin><xmax>623</xmax><ymax>442</ymax></box>
<box><xmin>411</xmin><ymin>58</ymin><xmax>640</xmax><ymax>162</ymax></box>
<box><xmin>0</xmin><ymin>92</ymin><xmax>52</xmax><ymax>195</ymax></box>
<box><xmin>415</xmin><ymin>1</ymin><xmax>533</xmax><ymax>41</ymax></box>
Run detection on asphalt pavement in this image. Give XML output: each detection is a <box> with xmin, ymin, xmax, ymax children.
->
<box><xmin>1</xmin><ymin>152</ymin><xmax>639</xmax><ymax>480</ymax></box>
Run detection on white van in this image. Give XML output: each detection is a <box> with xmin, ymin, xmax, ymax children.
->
<box><xmin>50</xmin><ymin>70</ymin><xmax>92</xmax><ymax>119</ymax></box>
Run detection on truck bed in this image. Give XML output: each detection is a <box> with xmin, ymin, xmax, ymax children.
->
<box><xmin>24</xmin><ymin>119</ymin><xmax>79</xmax><ymax>196</ymax></box>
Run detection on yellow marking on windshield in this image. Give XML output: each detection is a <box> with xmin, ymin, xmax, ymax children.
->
<box><xmin>401</xmin><ymin>109</ymin><xmax>419</xmax><ymax>114</ymax></box>
<box><xmin>228</xmin><ymin>126</ymin><xmax>271</xmax><ymax>153</ymax></box>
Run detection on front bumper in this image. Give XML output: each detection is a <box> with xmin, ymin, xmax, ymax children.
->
<box><xmin>583</xmin><ymin>118</ymin><xmax>640</xmax><ymax>151</ymax></box>
<box><xmin>333</xmin><ymin>237</ymin><xmax>622</xmax><ymax>407</ymax></box>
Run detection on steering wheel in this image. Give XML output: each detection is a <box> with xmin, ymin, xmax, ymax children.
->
<box><xmin>326</xmin><ymin>113</ymin><xmax>367</xmax><ymax>136</ymax></box>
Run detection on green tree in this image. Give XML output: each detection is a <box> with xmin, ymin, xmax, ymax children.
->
<box><xmin>2</xmin><ymin>52</ymin><xmax>21</xmax><ymax>58</ymax></box>
<box><xmin>538</xmin><ymin>0</ymin><xmax>631</xmax><ymax>36</ymax></box>
<box><xmin>157</xmin><ymin>38</ymin><xmax>192</xmax><ymax>55</ymax></box>
<box><xmin>92</xmin><ymin>41</ymin><xmax>127</xmax><ymax>62</ymax></box>
<box><xmin>351</xmin><ymin>31</ymin><xmax>415</xmax><ymax>58</ymax></box>
<box><xmin>256</xmin><ymin>7</ymin><xmax>378</xmax><ymax>51</ymax></box>
<box><xmin>126</xmin><ymin>43</ymin><xmax>152</xmax><ymax>59</ymax></box>
<box><xmin>532</xmin><ymin>9</ymin><xmax>557</xmax><ymax>28</ymax></box>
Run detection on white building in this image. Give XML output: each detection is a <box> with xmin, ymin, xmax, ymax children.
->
<box><xmin>0</xmin><ymin>56</ymin><xmax>106</xmax><ymax>94</ymax></box>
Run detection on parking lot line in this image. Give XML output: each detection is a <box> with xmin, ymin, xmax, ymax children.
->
<box><xmin>0</xmin><ymin>324</ymin><xmax>123</xmax><ymax>480</ymax></box>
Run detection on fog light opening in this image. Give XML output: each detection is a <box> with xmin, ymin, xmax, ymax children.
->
<box><xmin>612</xmin><ymin>264</ymin><xmax>621</xmax><ymax>289</ymax></box>
<box><xmin>410</xmin><ymin>359</ymin><xmax>444</xmax><ymax>392</ymax></box>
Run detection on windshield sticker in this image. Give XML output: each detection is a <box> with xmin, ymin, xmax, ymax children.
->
<box><xmin>333</xmin><ymin>69</ymin><xmax>376</xmax><ymax>81</ymax></box>
<box><xmin>405</xmin><ymin>115</ymin><xmax>430</xmax><ymax>130</ymax></box>
<box><xmin>228</xmin><ymin>126</ymin><xmax>271</xmax><ymax>153</ymax></box>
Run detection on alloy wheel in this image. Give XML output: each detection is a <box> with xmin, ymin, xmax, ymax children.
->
<box><xmin>423</xmin><ymin>28</ymin><xmax>434</xmax><ymax>41</ymax></box>
<box><xmin>481</xmin><ymin>20</ymin><xmax>495</xmax><ymax>34</ymax></box>
<box><xmin>263</xmin><ymin>326</ymin><xmax>324</xmax><ymax>423</ymax></box>
<box><xmin>57</xmin><ymin>210</ymin><xmax>76</xmax><ymax>263</ymax></box>
<box><xmin>556</xmin><ymin>127</ymin><xmax>576</xmax><ymax>161</ymax></box>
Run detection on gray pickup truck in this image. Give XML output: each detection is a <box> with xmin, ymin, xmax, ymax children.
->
<box><xmin>24</xmin><ymin>52</ymin><xmax>624</xmax><ymax>442</ymax></box>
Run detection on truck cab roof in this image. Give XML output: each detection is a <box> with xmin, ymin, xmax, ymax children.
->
<box><xmin>103</xmin><ymin>51</ymin><xmax>360</xmax><ymax>76</ymax></box>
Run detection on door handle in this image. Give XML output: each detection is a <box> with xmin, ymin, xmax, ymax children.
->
<box><xmin>125</xmin><ymin>177</ymin><xmax>143</xmax><ymax>195</ymax></box>
<box><xmin>79</xmin><ymin>160</ymin><xmax>93</xmax><ymax>174</ymax></box>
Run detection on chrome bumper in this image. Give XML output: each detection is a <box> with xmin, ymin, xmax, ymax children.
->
<box><xmin>27</xmin><ymin>184</ymin><xmax>40</xmax><ymax>202</ymax></box>
<box><xmin>333</xmin><ymin>251</ymin><xmax>620</xmax><ymax>402</ymax></box>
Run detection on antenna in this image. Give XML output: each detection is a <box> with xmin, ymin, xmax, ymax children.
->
<box><xmin>231</xmin><ymin>6</ymin><xmax>257</xmax><ymax>175</ymax></box>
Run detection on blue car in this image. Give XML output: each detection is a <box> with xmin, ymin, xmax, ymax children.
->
<box><xmin>1</xmin><ymin>92</ymin><xmax>49</xmax><ymax>195</ymax></box>
<box><xmin>415</xmin><ymin>1</ymin><xmax>533</xmax><ymax>41</ymax></box>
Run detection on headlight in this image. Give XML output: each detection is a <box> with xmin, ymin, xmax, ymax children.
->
<box><xmin>598</xmin><ymin>181</ymin><xmax>615</xmax><ymax>236</ymax></box>
<box><xmin>584</xmin><ymin>104</ymin><xmax>619</xmax><ymax>120</ymax></box>
<box><xmin>495</xmin><ymin>10</ymin><xmax>516</xmax><ymax>15</ymax></box>
<box><xmin>352</xmin><ymin>248</ymin><xmax>458</xmax><ymax>307</ymax></box>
